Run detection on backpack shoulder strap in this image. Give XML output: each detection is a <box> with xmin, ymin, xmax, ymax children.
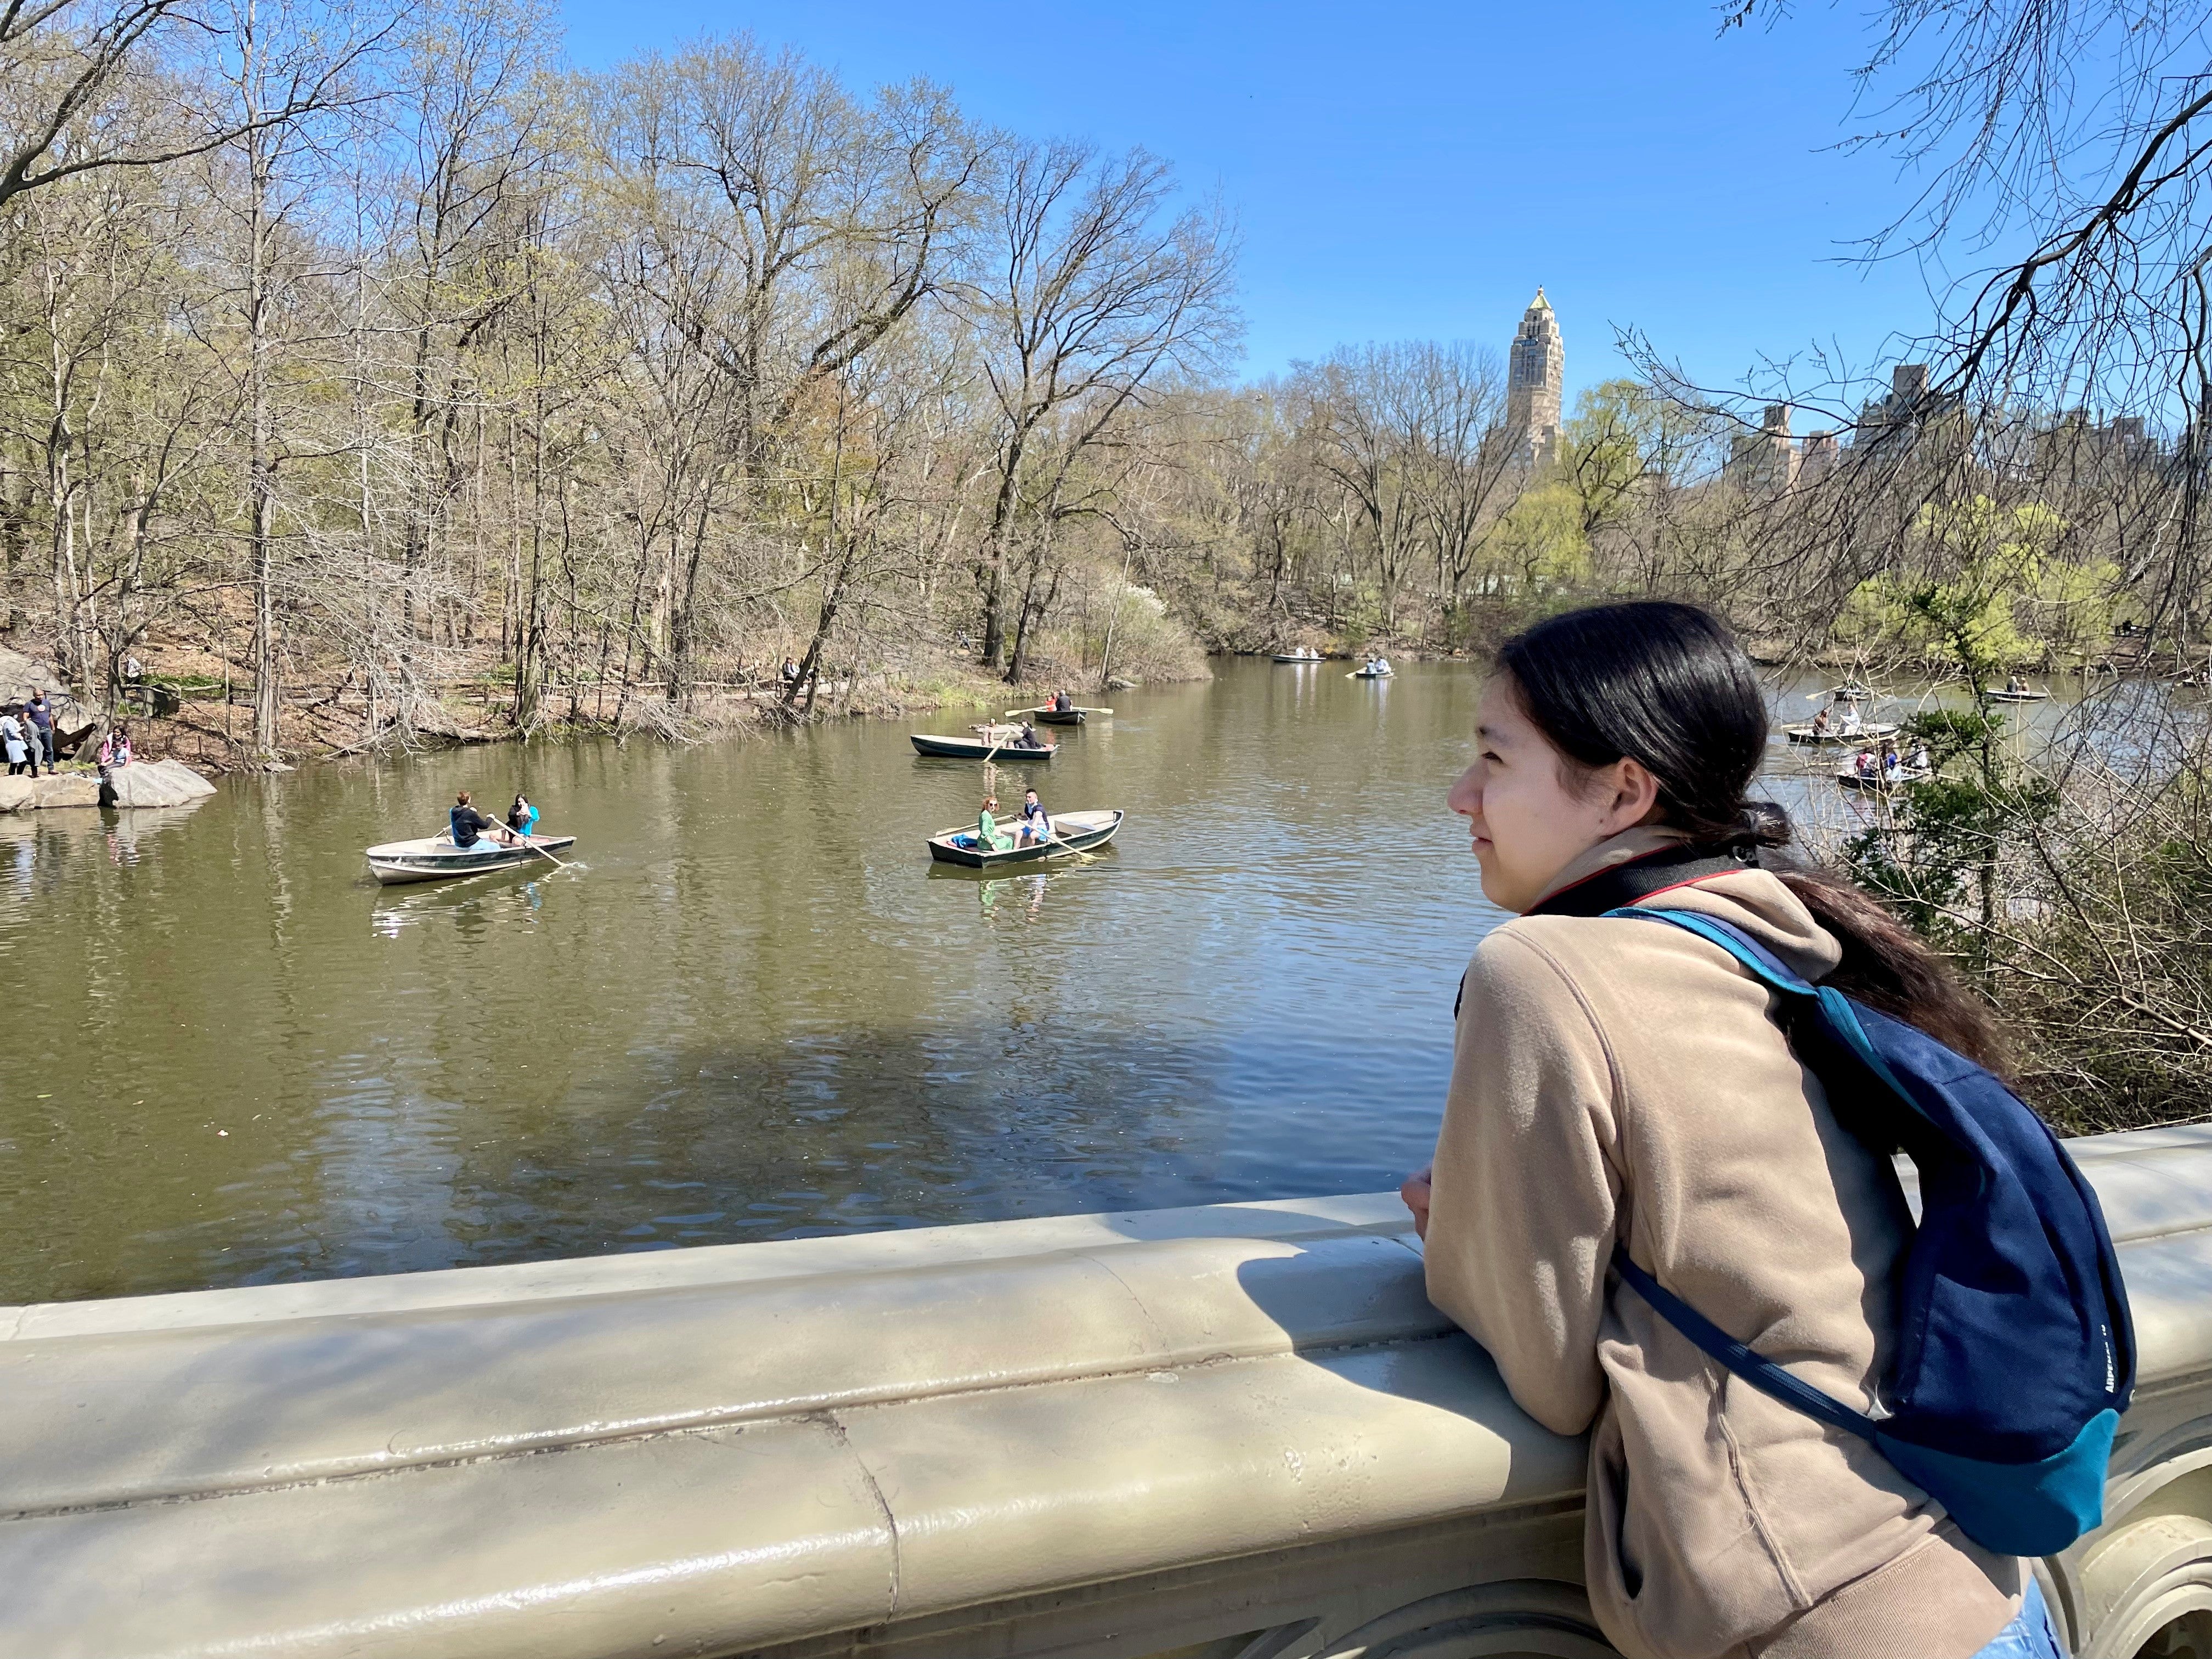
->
<box><xmin>1611</xmin><ymin>1246</ymin><xmax>1878</xmax><ymax>1441</ymax></box>
<box><xmin>1601</xmin><ymin>906</ymin><xmax>1818</xmax><ymax>996</ymax></box>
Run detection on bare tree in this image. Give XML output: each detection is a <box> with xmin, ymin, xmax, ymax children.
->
<box><xmin>953</xmin><ymin>138</ymin><xmax>1235</xmax><ymax>673</ymax></box>
<box><xmin>0</xmin><ymin>0</ymin><xmax>389</xmax><ymax>210</ymax></box>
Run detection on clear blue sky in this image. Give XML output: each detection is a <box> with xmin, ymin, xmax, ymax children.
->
<box><xmin>556</xmin><ymin>0</ymin><xmax>1954</xmax><ymax>413</ymax></box>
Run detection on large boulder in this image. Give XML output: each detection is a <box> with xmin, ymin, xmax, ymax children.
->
<box><xmin>0</xmin><ymin>777</ymin><xmax>30</xmax><ymax>813</ymax></box>
<box><xmin>29</xmin><ymin>774</ymin><xmax>100</xmax><ymax>809</ymax></box>
<box><xmin>105</xmin><ymin>758</ymin><xmax>217</xmax><ymax>809</ymax></box>
<box><xmin>0</xmin><ymin>645</ymin><xmax>105</xmax><ymax>756</ymax></box>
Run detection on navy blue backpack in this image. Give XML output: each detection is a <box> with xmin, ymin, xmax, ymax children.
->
<box><xmin>1605</xmin><ymin>906</ymin><xmax>2134</xmax><ymax>1558</ymax></box>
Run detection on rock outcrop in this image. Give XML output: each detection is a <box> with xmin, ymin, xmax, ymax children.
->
<box><xmin>0</xmin><ymin>646</ymin><xmax>105</xmax><ymax>757</ymax></box>
<box><xmin>0</xmin><ymin>774</ymin><xmax>101</xmax><ymax>812</ymax></box>
<box><xmin>0</xmin><ymin>646</ymin><xmax>100</xmax><ymax>720</ymax></box>
<box><xmin>104</xmin><ymin>758</ymin><xmax>218</xmax><ymax>809</ymax></box>
<box><xmin>0</xmin><ymin>760</ymin><xmax>213</xmax><ymax>811</ymax></box>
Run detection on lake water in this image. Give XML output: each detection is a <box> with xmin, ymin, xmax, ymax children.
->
<box><xmin>0</xmin><ymin>659</ymin><xmax>2061</xmax><ymax>1304</ymax></box>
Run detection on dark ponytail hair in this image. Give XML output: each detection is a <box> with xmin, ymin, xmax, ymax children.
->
<box><xmin>1496</xmin><ymin>601</ymin><xmax>2008</xmax><ymax>1071</ymax></box>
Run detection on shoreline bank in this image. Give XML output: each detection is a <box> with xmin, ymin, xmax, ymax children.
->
<box><xmin>21</xmin><ymin>655</ymin><xmax>1204</xmax><ymax>788</ymax></box>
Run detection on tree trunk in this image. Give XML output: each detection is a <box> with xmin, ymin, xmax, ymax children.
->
<box><xmin>1006</xmin><ymin>556</ymin><xmax>1062</xmax><ymax>686</ymax></box>
<box><xmin>245</xmin><ymin>82</ymin><xmax>281</xmax><ymax>763</ymax></box>
<box><xmin>791</xmin><ymin>537</ymin><xmax>857</xmax><ymax>718</ymax></box>
<box><xmin>977</xmin><ymin>432</ymin><xmax>1026</xmax><ymax>668</ymax></box>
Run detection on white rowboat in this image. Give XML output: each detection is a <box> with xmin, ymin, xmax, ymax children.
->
<box><xmin>364</xmin><ymin>832</ymin><xmax>575</xmax><ymax>885</ymax></box>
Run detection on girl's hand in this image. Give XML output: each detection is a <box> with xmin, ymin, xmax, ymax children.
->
<box><xmin>1400</xmin><ymin>1164</ymin><xmax>1434</xmax><ymax>1240</ymax></box>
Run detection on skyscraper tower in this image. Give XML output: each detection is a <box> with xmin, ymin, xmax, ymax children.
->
<box><xmin>1506</xmin><ymin>287</ymin><xmax>1564</xmax><ymax>466</ymax></box>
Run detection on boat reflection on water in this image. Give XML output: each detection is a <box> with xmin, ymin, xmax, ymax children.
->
<box><xmin>369</xmin><ymin>866</ymin><xmax>558</xmax><ymax>938</ymax></box>
<box><xmin>926</xmin><ymin>860</ymin><xmax>1054</xmax><ymax>918</ymax></box>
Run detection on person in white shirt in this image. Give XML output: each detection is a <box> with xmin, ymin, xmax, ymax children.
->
<box><xmin>1</xmin><ymin>709</ymin><xmax>29</xmax><ymax>776</ymax></box>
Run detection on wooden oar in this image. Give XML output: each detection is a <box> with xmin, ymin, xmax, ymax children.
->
<box><xmin>512</xmin><ymin>830</ymin><xmax>568</xmax><ymax>870</ymax></box>
<box><xmin>1039</xmin><ymin>825</ymin><xmax>1100</xmax><ymax>865</ymax></box>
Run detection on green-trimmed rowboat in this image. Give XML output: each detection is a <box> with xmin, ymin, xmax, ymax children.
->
<box><xmin>911</xmin><ymin>732</ymin><xmax>1057</xmax><ymax>759</ymax></box>
<box><xmin>926</xmin><ymin>809</ymin><xmax>1122</xmax><ymax>867</ymax></box>
<box><xmin>1784</xmin><ymin>721</ymin><xmax>1900</xmax><ymax>746</ymax></box>
<box><xmin>1011</xmin><ymin>704</ymin><xmax>1112</xmax><ymax>725</ymax></box>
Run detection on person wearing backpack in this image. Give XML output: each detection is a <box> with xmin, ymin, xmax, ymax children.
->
<box><xmin>1398</xmin><ymin>602</ymin><xmax>2125</xmax><ymax>1659</ymax></box>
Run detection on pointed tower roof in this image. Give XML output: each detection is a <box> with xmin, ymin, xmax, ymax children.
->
<box><xmin>1530</xmin><ymin>286</ymin><xmax>1551</xmax><ymax>313</ymax></box>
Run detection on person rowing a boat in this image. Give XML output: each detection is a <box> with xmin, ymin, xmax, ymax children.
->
<box><xmin>449</xmin><ymin>791</ymin><xmax>516</xmax><ymax>849</ymax></box>
<box><xmin>1052</xmin><ymin>690</ymin><xmax>1074</xmax><ymax>714</ymax></box>
<box><xmin>1011</xmin><ymin>721</ymin><xmax>1046</xmax><ymax>749</ymax></box>
<box><xmin>1017</xmin><ymin>787</ymin><xmax>1052</xmax><ymax>846</ymax></box>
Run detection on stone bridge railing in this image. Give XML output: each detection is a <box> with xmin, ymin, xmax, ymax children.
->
<box><xmin>4</xmin><ymin>1122</ymin><xmax>2211</xmax><ymax>1659</ymax></box>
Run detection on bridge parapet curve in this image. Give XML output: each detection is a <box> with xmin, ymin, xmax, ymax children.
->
<box><xmin>3</xmin><ymin>1126</ymin><xmax>2211</xmax><ymax>1659</ymax></box>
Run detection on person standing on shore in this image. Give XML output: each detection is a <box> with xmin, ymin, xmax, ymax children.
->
<box><xmin>1401</xmin><ymin>602</ymin><xmax>2068</xmax><ymax>1659</ymax></box>
<box><xmin>25</xmin><ymin>692</ymin><xmax>54</xmax><ymax>770</ymax></box>
<box><xmin>2</xmin><ymin>708</ymin><xmax>30</xmax><ymax>776</ymax></box>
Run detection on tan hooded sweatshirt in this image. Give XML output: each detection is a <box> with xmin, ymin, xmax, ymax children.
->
<box><xmin>1424</xmin><ymin>830</ymin><xmax>2022</xmax><ymax>1659</ymax></box>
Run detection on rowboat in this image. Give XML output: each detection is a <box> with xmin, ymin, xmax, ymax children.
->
<box><xmin>1985</xmin><ymin>688</ymin><xmax>2049</xmax><ymax>703</ymax></box>
<box><xmin>1272</xmin><ymin>651</ymin><xmax>1323</xmax><ymax>664</ymax></box>
<box><xmin>1011</xmin><ymin>704</ymin><xmax>1111</xmax><ymax>726</ymax></box>
<box><xmin>1784</xmin><ymin>721</ymin><xmax>1900</xmax><ymax>745</ymax></box>
<box><xmin>926</xmin><ymin>808</ymin><xmax>1124</xmax><ymax>867</ymax></box>
<box><xmin>911</xmin><ymin>732</ymin><xmax>1056</xmax><ymax>760</ymax></box>
<box><xmin>363</xmin><ymin>832</ymin><xmax>575</xmax><ymax>885</ymax></box>
<box><xmin>1836</xmin><ymin>765</ymin><xmax>1931</xmax><ymax>792</ymax></box>
<box><xmin>1353</xmin><ymin>665</ymin><xmax>1394</xmax><ymax>679</ymax></box>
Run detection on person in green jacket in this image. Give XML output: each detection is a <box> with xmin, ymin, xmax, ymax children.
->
<box><xmin>977</xmin><ymin>794</ymin><xmax>1014</xmax><ymax>853</ymax></box>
